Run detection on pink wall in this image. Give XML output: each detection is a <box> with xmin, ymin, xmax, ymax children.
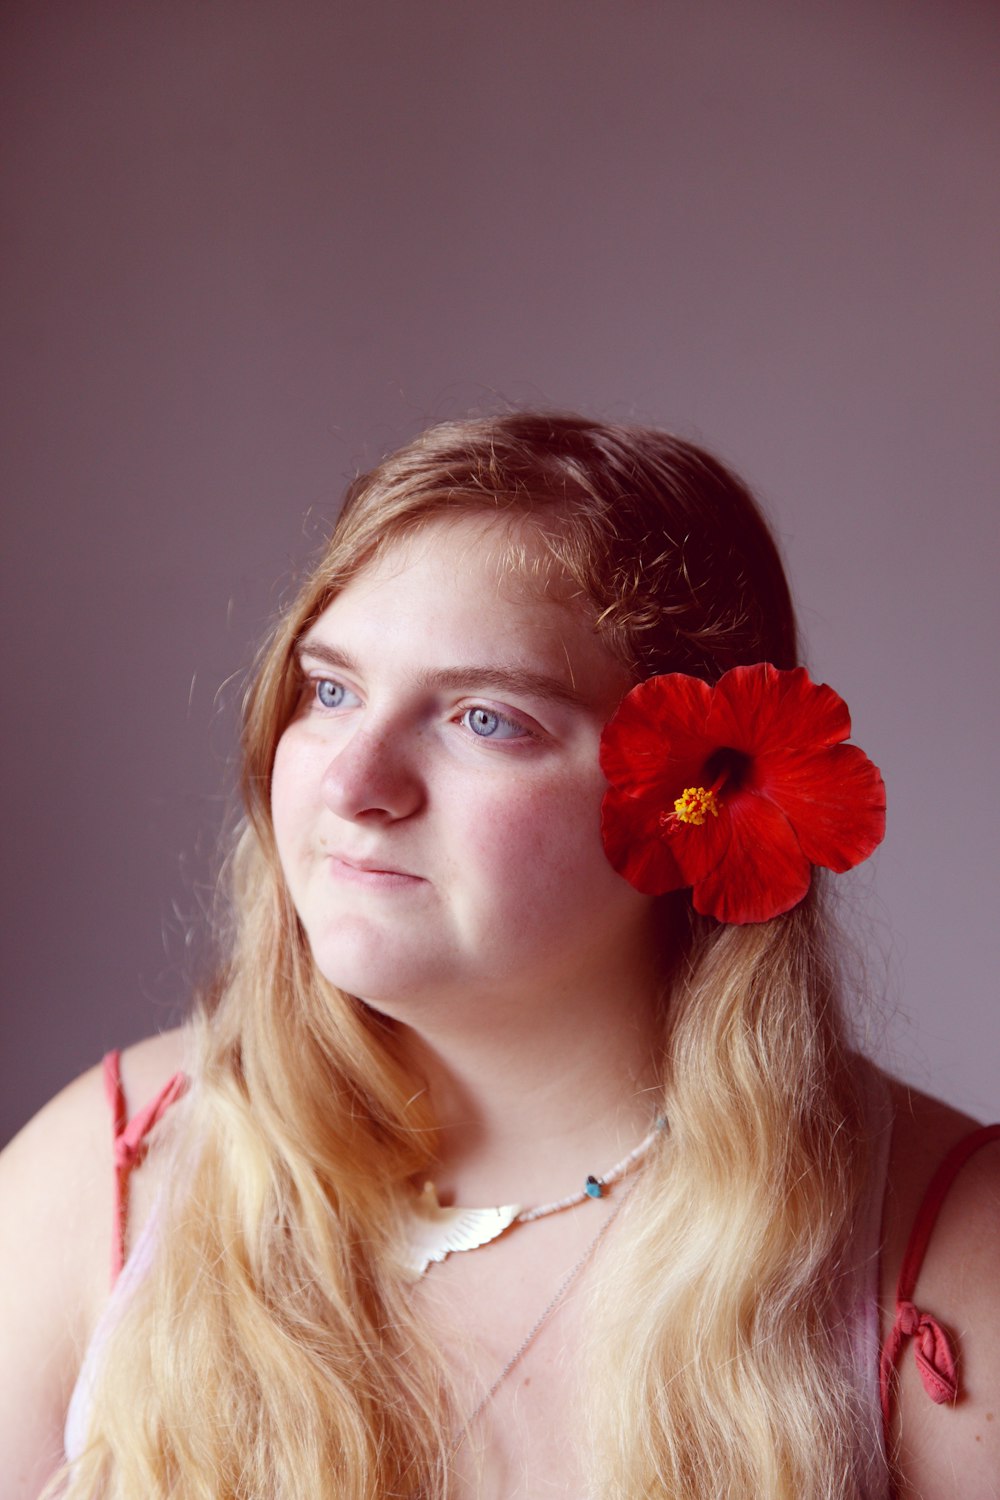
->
<box><xmin>2</xmin><ymin>0</ymin><xmax>998</xmax><ymax>1143</ymax></box>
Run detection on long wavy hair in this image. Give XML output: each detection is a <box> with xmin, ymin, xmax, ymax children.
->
<box><xmin>57</xmin><ymin>414</ymin><xmax>882</xmax><ymax>1498</ymax></box>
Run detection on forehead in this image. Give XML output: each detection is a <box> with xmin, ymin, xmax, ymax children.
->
<box><xmin>325</xmin><ymin>512</ymin><xmax>579</xmax><ymax>616</ymax></box>
<box><xmin>373</xmin><ymin>512</ymin><xmax>574</xmax><ymax>593</ymax></box>
<box><xmin>303</xmin><ymin>515</ymin><xmax>627</xmax><ymax>699</ymax></box>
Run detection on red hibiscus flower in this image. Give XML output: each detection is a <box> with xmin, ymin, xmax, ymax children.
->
<box><xmin>599</xmin><ymin>664</ymin><xmax>886</xmax><ymax>924</ymax></box>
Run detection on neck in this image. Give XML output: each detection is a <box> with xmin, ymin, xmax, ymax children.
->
<box><xmin>393</xmin><ymin>961</ymin><xmax>665</xmax><ymax>1209</ymax></box>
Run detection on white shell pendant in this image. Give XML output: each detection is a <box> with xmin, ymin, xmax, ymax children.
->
<box><xmin>401</xmin><ymin>1182</ymin><xmax>523</xmax><ymax>1277</ymax></box>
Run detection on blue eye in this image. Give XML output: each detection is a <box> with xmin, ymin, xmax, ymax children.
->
<box><xmin>463</xmin><ymin>707</ymin><xmax>523</xmax><ymax>739</ymax></box>
<box><xmin>316</xmin><ymin>679</ymin><xmax>347</xmax><ymax>709</ymax></box>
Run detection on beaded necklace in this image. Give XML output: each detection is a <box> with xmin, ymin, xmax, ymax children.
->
<box><xmin>401</xmin><ymin>1117</ymin><xmax>665</xmax><ymax>1277</ymax></box>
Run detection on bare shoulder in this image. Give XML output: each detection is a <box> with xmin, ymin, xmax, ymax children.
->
<box><xmin>115</xmin><ymin>1026</ymin><xmax>191</xmax><ymax>1109</ymax></box>
<box><xmin>880</xmin><ymin>1074</ymin><xmax>1000</xmax><ymax>1499</ymax></box>
<box><xmin>0</xmin><ymin>1028</ymin><xmax>189</xmax><ymax>1497</ymax></box>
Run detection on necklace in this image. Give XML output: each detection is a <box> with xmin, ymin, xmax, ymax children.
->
<box><xmin>401</xmin><ymin>1117</ymin><xmax>665</xmax><ymax>1277</ymax></box>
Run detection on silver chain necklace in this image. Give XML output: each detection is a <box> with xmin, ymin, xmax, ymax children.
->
<box><xmin>459</xmin><ymin>1187</ymin><xmax>630</xmax><ymax>1434</ymax></box>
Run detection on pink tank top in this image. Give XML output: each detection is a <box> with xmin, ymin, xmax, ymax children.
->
<box><xmin>63</xmin><ymin>1051</ymin><xmax>1000</xmax><ymax>1494</ymax></box>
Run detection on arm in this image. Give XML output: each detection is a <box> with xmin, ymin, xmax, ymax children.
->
<box><xmin>0</xmin><ymin>1062</ymin><xmax>112</xmax><ymax>1499</ymax></box>
<box><xmin>0</xmin><ymin>1030</ymin><xmax>187</xmax><ymax>1500</ymax></box>
<box><xmin>882</xmin><ymin>1085</ymin><xmax>1000</xmax><ymax>1499</ymax></box>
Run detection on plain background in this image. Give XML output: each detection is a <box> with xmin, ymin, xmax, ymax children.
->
<box><xmin>2</xmin><ymin>0</ymin><xmax>998</xmax><ymax>1148</ymax></box>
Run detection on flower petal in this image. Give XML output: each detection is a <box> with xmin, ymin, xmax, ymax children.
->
<box><xmin>709</xmin><ymin>665</ymin><xmax>852</xmax><ymax>757</ymax></box>
<box><xmin>664</xmin><ymin>803</ymin><xmax>733</xmax><ymax>886</ymax></box>
<box><xmin>762</xmin><ymin>743</ymin><xmax>886</xmax><ymax>872</ymax></box>
<box><xmin>690</xmin><ymin>793</ymin><xmax>813</xmax><ymax>924</ymax></box>
<box><xmin>600</xmin><ymin>787</ymin><xmax>688</xmax><ymax>895</ymax></box>
<box><xmin>600</xmin><ymin>674</ymin><xmax>713</xmax><ymax>793</ymax></box>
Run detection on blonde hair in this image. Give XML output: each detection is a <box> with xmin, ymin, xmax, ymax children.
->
<box><xmin>57</xmin><ymin>415</ymin><xmax>881</xmax><ymax>1498</ymax></box>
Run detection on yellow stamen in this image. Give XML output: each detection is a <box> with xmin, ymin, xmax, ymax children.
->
<box><xmin>672</xmin><ymin>785</ymin><xmax>720</xmax><ymax>826</ymax></box>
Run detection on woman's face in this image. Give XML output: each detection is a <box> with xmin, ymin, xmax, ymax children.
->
<box><xmin>271</xmin><ymin>515</ymin><xmax>656</xmax><ymax>1023</ymax></box>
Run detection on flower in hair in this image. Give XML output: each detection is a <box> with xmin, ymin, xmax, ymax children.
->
<box><xmin>599</xmin><ymin>664</ymin><xmax>886</xmax><ymax>924</ymax></box>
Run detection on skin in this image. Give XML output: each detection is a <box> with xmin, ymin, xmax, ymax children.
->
<box><xmin>1</xmin><ymin>517</ymin><xmax>997</xmax><ymax>1496</ymax></box>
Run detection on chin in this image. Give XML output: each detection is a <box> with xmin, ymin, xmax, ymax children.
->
<box><xmin>306</xmin><ymin>930</ymin><xmax>448</xmax><ymax>1017</ymax></box>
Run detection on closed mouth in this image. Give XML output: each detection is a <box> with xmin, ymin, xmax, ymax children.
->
<box><xmin>328</xmin><ymin>853</ymin><xmax>422</xmax><ymax>881</ymax></box>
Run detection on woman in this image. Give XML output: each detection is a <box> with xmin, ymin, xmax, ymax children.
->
<box><xmin>3</xmin><ymin>413</ymin><xmax>998</xmax><ymax>1499</ymax></box>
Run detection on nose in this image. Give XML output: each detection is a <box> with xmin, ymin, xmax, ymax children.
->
<box><xmin>319</xmin><ymin>722</ymin><xmax>425</xmax><ymax>823</ymax></box>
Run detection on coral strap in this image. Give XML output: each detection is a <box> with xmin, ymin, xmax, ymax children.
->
<box><xmin>879</xmin><ymin>1123</ymin><xmax>1000</xmax><ymax>1432</ymax></box>
<box><xmin>103</xmin><ymin>1049</ymin><xmax>188</xmax><ymax>1283</ymax></box>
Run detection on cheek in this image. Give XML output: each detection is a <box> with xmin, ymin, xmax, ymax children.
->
<box><xmin>269</xmin><ymin>737</ymin><xmax>295</xmax><ymax>843</ymax></box>
<box><xmin>456</xmin><ymin>768</ymin><xmax>613</xmax><ymax>901</ymax></box>
<box><xmin>270</xmin><ymin>732</ymin><xmax>318</xmax><ymax>863</ymax></box>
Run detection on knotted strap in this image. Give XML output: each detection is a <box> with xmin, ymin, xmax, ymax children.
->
<box><xmin>879</xmin><ymin>1122</ymin><xmax>1000</xmax><ymax>1432</ymax></box>
<box><xmin>103</xmin><ymin>1049</ymin><xmax>188</xmax><ymax>1283</ymax></box>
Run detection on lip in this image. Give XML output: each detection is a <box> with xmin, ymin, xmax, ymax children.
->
<box><xmin>327</xmin><ymin>853</ymin><xmax>424</xmax><ymax>888</ymax></box>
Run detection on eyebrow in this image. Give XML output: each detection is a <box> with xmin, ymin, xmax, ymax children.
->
<box><xmin>294</xmin><ymin>639</ymin><xmax>587</xmax><ymax>708</ymax></box>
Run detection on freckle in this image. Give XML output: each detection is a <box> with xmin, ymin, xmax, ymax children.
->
<box><xmin>986</xmin><ymin>1411</ymin><xmax>995</xmax><ymax>1421</ymax></box>
<box><xmin>975</xmin><ymin>1433</ymin><xmax>982</xmax><ymax>1442</ymax></box>
<box><xmin>522</xmin><ymin>1376</ymin><xmax>531</xmax><ymax>1387</ymax></box>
